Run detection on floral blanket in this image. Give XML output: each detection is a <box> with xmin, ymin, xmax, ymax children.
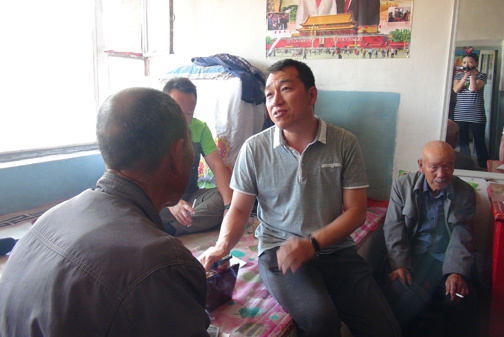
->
<box><xmin>189</xmin><ymin>201</ymin><xmax>388</xmax><ymax>337</ymax></box>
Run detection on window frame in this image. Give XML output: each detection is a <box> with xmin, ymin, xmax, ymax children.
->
<box><xmin>2</xmin><ymin>0</ymin><xmax>174</xmax><ymax>162</ymax></box>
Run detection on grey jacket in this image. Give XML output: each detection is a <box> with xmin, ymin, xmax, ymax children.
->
<box><xmin>0</xmin><ymin>172</ymin><xmax>210</xmax><ymax>337</ymax></box>
<box><xmin>383</xmin><ymin>171</ymin><xmax>475</xmax><ymax>278</ymax></box>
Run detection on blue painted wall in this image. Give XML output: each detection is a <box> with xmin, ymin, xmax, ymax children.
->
<box><xmin>0</xmin><ymin>153</ymin><xmax>106</xmax><ymax>216</ymax></box>
<box><xmin>0</xmin><ymin>91</ymin><xmax>399</xmax><ymax>216</ymax></box>
<box><xmin>316</xmin><ymin>91</ymin><xmax>399</xmax><ymax>200</ymax></box>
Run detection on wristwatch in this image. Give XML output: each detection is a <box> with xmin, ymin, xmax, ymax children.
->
<box><xmin>223</xmin><ymin>204</ymin><xmax>231</xmax><ymax>210</ymax></box>
<box><xmin>308</xmin><ymin>234</ymin><xmax>321</xmax><ymax>253</ymax></box>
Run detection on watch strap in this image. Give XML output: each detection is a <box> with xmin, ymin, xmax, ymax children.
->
<box><xmin>308</xmin><ymin>234</ymin><xmax>321</xmax><ymax>253</ymax></box>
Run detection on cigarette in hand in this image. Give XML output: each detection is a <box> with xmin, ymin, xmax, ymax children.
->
<box><xmin>186</xmin><ymin>200</ymin><xmax>197</xmax><ymax>222</ymax></box>
<box><xmin>455</xmin><ymin>293</ymin><xmax>464</xmax><ymax>299</ymax></box>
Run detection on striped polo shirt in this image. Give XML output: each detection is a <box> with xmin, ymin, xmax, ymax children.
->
<box><xmin>231</xmin><ymin>117</ymin><xmax>368</xmax><ymax>255</ymax></box>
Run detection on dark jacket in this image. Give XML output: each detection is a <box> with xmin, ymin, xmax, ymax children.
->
<box><xmin>0</xmin><ymin>172</ymin><xmax>210</xmax><ymax>337</ymax></box>
<box><xmin>383</xmin><ymin>171</ymin><xmax>476</xmax><ymax>278</ymax></box>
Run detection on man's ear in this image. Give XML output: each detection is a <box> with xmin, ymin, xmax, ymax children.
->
<box><xmin>418</xmin><ymin>159</ymin><xmax>424</xmax><ymax>173</ymax></box>
<box><xmin>165</xmin><ymin>138</ymin><xmax>185</xmax><ymax>175</ymax></box>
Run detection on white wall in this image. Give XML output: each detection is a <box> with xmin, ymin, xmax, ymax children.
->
<box><xmin>456</xmin><ymin>0</ymin><xmax>504</xmax><ymax>92</ymax></box>
<box><xmin>457</xmin><ymin>0</ymin><xmax>504</xmax><ymax>46</ymax></box>
<box><xmin>150</xmin><ymin>0</ymin><xmax>457</xmax><ymax>177</ymax></box>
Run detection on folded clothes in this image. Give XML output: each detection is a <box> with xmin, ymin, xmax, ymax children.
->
<box><xmin>0</xmin><ymin>237</ymin><xmax>17</xmax><ymax>256</ymax></box>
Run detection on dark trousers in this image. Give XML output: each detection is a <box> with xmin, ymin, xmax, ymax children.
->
<box><xmin>160</xmin><ymin>188</ymin><xmax>224</xmax><ymax>236</ymax></box>
<box><xmin>258</xmin><ymin>246</ymin><xmax>401</xmax><ymax>337</ymax></box>
<box><xmin>383</xmin><ymin>253</ymin><xmax>479</xmax><ymax>337</ymax></box>
<box><xmin>456</xmin><ymin>121</ymin><xmax>489</xmax><ymax>168</ymax></box>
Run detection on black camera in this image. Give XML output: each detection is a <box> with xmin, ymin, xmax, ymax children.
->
<box><xmin>462</xmin><ymin>66</ymin><xmax>475</xmax><ymax>71</ymax></box>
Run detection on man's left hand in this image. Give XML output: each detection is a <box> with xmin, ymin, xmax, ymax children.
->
<box><xmin>445</xmin><ymin>273</ymin><xmax>469</xmax><ymax>301</ymax></box>
<box><xmin>276</xmin><ymin>237</ymin><xmax>315</xmax><ymax>274</ymax></box>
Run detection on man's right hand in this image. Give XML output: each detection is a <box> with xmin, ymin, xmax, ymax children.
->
<box><xmin>198</xmin><ymin>246</ymin><xmax>229</xmax><ymax>271</ymax></box>
<box><xmin>388</xmin><ymin>267</ymin><xmax>412</xmax><ymax>286</ymax></box>
<box><xmin>167</xmin><ymin>200</ymin><xmax>194</xmax><ymax>227</ymax></box>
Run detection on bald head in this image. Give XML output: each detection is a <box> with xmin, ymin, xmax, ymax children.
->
<box><xmin>96</xmin><ymin>87</ymin><xmax>188</xmax><ymax>173</ymax></box>
<box><xmin>419</xmin><ymin>141</ymin><xmax>455</xmax><ymax>195</ymax></box>
<box><xmin>421</xmin><ymin>141</ymin><xmax>455</xmax><ymax>163</ymax></box>
<box><xmin>446</xmin><ymin>120</ymin><xmax>459</xmax><ymax>149</ymax></box>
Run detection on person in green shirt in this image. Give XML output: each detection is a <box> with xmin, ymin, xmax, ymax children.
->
<box><xmin>161</xmin><ymin>77</ymin><xmax>233</xmax><ymax>235</ymax></box>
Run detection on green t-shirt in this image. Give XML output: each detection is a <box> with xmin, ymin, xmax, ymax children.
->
<box><xmin>186</xmin><ymin>118</ymin><xmax>217</xmax><ymax>194</ymax></box>
<box><xmin>189</xmin><ymin>118</ymin><xmax>217</xmax><ymax>156</ymax></box>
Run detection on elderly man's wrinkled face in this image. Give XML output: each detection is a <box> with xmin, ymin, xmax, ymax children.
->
<box><xmin>419</xmin><ymin>149</ymin><xmax>455</xmax><ymax>194</ymax></box>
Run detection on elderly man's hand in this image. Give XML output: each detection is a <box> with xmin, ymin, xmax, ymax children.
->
<box><xmin>388</xmin><ymin>267</ymin><xmax>412</xmax><ymax>286</ymax></box>
<box><xmin>445</xmin><ymin>273</ymin><xmax>469</xmax><ymax>301</ymax></box>
<box><xmin>276</xmin><ymin>237</ymin><xmax>315</xmax><ymax>274</ymax></box>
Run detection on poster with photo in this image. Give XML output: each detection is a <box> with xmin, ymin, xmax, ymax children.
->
<box><xmin>266</xmin><ymin>0</ymin><xmax>413</xmax><ymax>60</ymax></box>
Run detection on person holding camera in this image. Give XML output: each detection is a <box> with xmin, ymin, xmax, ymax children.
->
<box><xmin>452</xmin><ymin>52</ymin><xmax>488</xmax><ymax>168</ymax></box>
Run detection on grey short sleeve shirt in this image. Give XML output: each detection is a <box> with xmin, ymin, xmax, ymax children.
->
<box><xmin>231</xmin><ymin>117</ymin><xmax>368</xmax><ymax>255</ymax></box>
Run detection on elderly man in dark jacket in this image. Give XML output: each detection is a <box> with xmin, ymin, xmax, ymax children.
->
<box><xmin>0</xmin><ymin>88</ymin><xmax>210</xmax><ymax>337</ymax></box>
<box><xmin>383</xmin><ymin>140</ymin><xmax>478</xmax><ymax>337</ymax></box>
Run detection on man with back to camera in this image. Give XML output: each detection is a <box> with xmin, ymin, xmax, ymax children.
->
<box><xmin>199</xmin><ymin>59</ymin><xmax>401</xmax><ymax>337</ymax></box>
<box><xmin>0</xmin><ymin>88</ymin><xmax>210</xmax><ymax>336</ymax></box>
<box><xmin>161</xmin><ymin>77</ymin><xmax>233</xmax><ymax>236</ymax></box>
<box><xmin>383</xmin><ymin>140</ymin><xmax>479</xmax><ymax>337</ymax></box>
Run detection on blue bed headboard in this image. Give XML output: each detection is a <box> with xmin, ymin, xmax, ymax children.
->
<box><xmin>316</xmin><ymin>91</ymin><xmax>399</xmax><ymax>200</ymax></box>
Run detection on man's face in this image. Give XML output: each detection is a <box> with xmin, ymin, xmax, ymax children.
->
<box><xmin>264</xmin><ymin>66</ymin><xmax>317</xmax><ymax>131</ymax></box>
<box><xmin>419</xmin><ymin>150</ymin><xmax>455</xmax><ymax>193</ymax></box>
<box><xmin>168</xmin><ymin>89</ymin><xmax>196</xmax><ymax>125</ymax></box>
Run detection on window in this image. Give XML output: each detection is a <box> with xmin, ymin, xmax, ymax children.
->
<box><xmin>1</xmin><ymin>1</ymin><xmax>96</xmax><ymax>155</ymax></box>
<box><xmin>0</xmin><ymin>0</ymin><xmax>173</xmax><ymax>158</ymax></box>
<box><xmin>100</xmin><ymin>0</ymin><xmax>173</xmax><ymax>96</ymax></box>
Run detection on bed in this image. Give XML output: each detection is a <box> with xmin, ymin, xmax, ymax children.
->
<box><xmin>179</xmin><ymin>199</ymin><xmax>389</xmax><ymax>337</ymax></box>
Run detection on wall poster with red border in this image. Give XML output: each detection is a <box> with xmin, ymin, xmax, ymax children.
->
<box><xmin>266</xmin><ymin>0</ymin><xmax>413</xmax><ymax>60</ymax></box>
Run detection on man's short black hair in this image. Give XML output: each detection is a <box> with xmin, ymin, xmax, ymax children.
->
<box><xmin>96</xmin><ymin>87</ymin><xmax>187</xmax><ymax>173</ymax></box>
<box><xmin>163</xmin><ymin>77</ymin><xmax>197</xmax><ymax>100</ymax></box>
<box><xmin>267</xmin><ymin>59</ymin><xmax>315</xmax><ymax>90</ymax></box>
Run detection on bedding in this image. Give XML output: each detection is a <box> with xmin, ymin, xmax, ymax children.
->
<box><xmin>180</xmin><ymin>200</ymin><xmax>389</xmax><ymax>337</ymax></box>
<box><xmin>160</xmin><ymin>57</ymin><xmax>267</xmax><ymax>187</ymax></box>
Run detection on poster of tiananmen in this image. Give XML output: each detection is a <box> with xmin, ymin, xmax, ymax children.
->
<box><xmin>266</xmin><ymin>0</ymin><xmax>413</xmax><ymax>60</ymax></box>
